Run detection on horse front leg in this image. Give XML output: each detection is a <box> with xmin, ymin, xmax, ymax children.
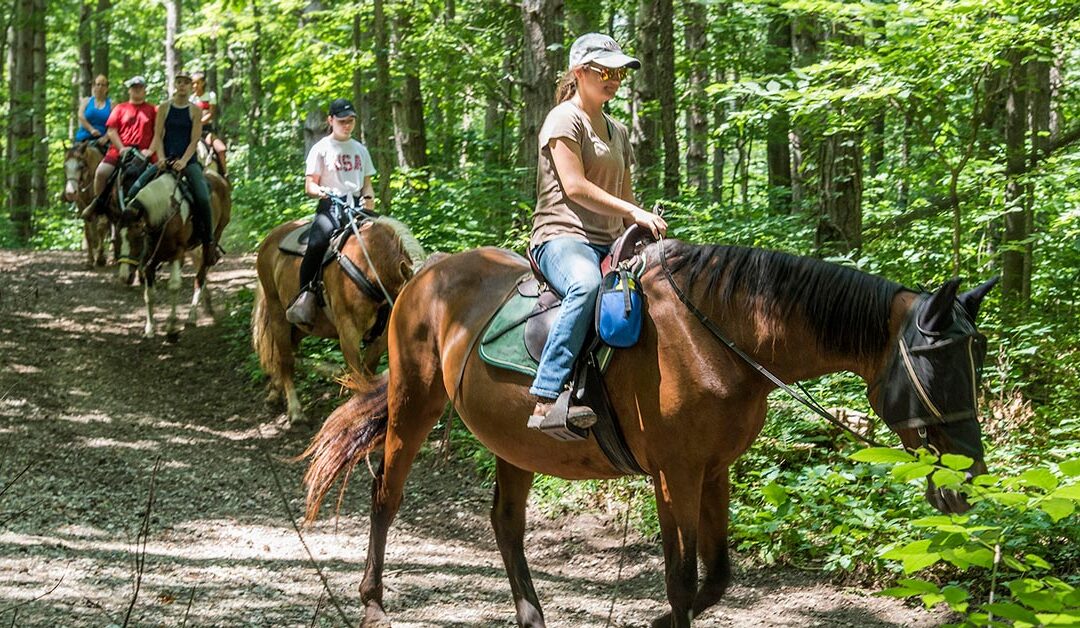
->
<box><xmin>491</xmin><ymin>457</ymin><xmax>544</xmax><ymax>627</ymax></box>
<box><xmin>691</xmin><ymin>467</ymin><xmax>732</xmax><ymax>619</ymax></box>
<box><xmin>651</xmin><ymin>467</ymin><xmax>704</xmax><ymax>628</ymax></box>
<box><xmin>187</xmin><ymin>257</ymin><xmax>209</xmax><ymax>329</ymax></box>
<box><xmin>142</xmin><ymin>266</ymin><xmax>157</xmax><ymax>338</ymax></box>
<box><xmin>164</xmin><ymin>259</ymin><xmax>183</xmax><ymax>343</ymax></box>
<box><xmin>360</xmin><ymin>367</ymin><xmax>447</xmax><ymax>626</ymax></box>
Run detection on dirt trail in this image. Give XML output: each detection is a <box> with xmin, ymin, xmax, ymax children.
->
<box><xmin>0</xmin><ymin>250</ymin><xmax>949</xmax><ymax>627</ymax></box>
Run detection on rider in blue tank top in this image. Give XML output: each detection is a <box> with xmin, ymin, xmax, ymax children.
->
<box><xmin>75</xmin><ymin>74</ymin><xmax>112</xmax><ymax>143</ymax></box>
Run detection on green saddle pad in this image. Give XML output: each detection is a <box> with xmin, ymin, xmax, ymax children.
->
<box><xmin>479</xmin><ymin>285</ymin><xmax>613</xmax><ymax>378</ymax></box>
<box><xmin>479</xmin><ymin>290</ymin><xmax>540</xmax><ymax>377</ymax></box>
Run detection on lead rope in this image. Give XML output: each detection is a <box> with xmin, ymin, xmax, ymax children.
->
<box><xmin>656</xmin><ymin>236</ymin><xmax>891</xmax><ymax>449</ymax></box>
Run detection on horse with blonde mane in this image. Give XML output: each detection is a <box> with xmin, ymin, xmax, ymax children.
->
<box><xmin>301</xmin><ymin>241</ymin><xmax>996</xmax><ymax>627</ymax></box>
<box><xmin>253</xmin><ymin>208</ymin><xmax>424</xmax><ymax>425</ymax></box>
<box><xmin>117</xmin><ymin>169</ymin><xmax>231</xmax><ymax>341</ymax></box>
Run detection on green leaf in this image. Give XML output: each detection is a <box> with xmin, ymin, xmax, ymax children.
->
<box><xmin>1039</xmin><ymin>499</ymin><xmax>1075</xmax><ymax>522</ymax></box>
<box><xmin>1059</xmin><ymin>459</ymin><xmax>1080</xmax><ymax>477</ymax></box>
<box><xmin>850</xmin><ymin>447</ymin><xmax>916</xmax><ymax>464</ymax></box>
<box><xmin>941</xmin><ymin>454</ymin><xmax>974</xmax><ymax>471</ymax></box>
<box><xmin>1051</xmin><ymin>484</ymin><xmax>1080</xmax><ymax>500</ymax></box>
<box><xmin>931</xmin><ymin>468</ymin><xmax>967</xmax><ymax>488</ymax></box>
<box><xmin>942</xmin><ymin>585</ymin><xmax>970</xmax><ymax>612</ymax></box>
<box><xmin>910</xmin><ymin>515</ymin><xmax>969</xmax><ymax>528</ymax></box>
<box><xmin>921</xmin><ymin>592</ymin><xmax>945</xmax><ymax>608</ymax></box>
<box><xmin>1018</xmin><ymin>468</ymin><xmax>1059</xmax><ymax>491</ymax></box>
<box><xmin>897</xmin><ymin>578</ymin><xmax>940</xmax><ymax>593</ymax></box>
<box><xmin>972</xmin><ymin>474</ymin><xmax>1000</xmax><ymax>487</ymax></box>
<box><xmin>1023</xmin><ymin>554</ymin><xmax>1053</xmax><ymax>570</ymax></box>
<box><xmin>761</xmin><ymin>481</ymin><xmax>788</xmax><ymax>507</ymax></box>
<box><xmin>1002</xmin><ymin>554</ymin><xmax>1029</xmax><ymax>572</ymax></box>
<box><xmin>891</xmin><ymin>461</ymin><xmax>935</xmax><ymax>482</ymax></box>
<box><xmin>983</xmin><ymin>602</ymin><xmax>1040</xmax><ymax>624</ymax></box>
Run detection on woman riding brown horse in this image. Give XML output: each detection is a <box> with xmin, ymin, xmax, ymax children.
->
<box><xmin>253</xmin><ymin>212</ymin><xmax>424</xmax><ymax>424</ymax></box>
<box><xmin>302</xmin><ymin>241</ymin><xmax>995</xmax><ymax>627</ymax></box>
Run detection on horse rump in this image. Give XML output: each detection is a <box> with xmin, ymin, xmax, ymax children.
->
<box><xmin>299</xmin><ymin>372</ymin><xmax>390</xmax><ymax>523</ymax></box>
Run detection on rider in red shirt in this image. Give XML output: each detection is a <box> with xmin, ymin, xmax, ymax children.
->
<box><xmin>84</xmin><ymin>75</ymin><xmax>157</xmax><ymax>218</ymax></box>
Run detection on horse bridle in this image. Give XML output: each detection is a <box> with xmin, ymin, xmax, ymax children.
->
<box><xmin>329</xmin><ymin>199</ymin><xmax>400</xmax><ymax>346</ymax></box>
<box><xmin>656</xmin><ymin>239</ymin><xmax>985</xmax><ymax>450</ymax></box>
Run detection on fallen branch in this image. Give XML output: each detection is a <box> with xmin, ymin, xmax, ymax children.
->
<box><xmin>122</xmin><ymin>457</ymin><xmax>162</xmax><ymax>627</ymax></box>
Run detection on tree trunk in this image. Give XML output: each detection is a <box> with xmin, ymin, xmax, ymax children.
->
<box><xmin>483</xmin><ymin>29</ymin><xmax>515</xmax><ymax>166</ymax></box>
<box><xmin>765</xmin><ymin>11</ymin><xmax>792</xmax><ymax>213</ymax></box>
<box><xmin>519</xmin><ymin>0</ymin><xmax>563</xmax><ymax>191</ymax></box>
<box><xmin>816</xmin><ymin>133</ymin><xmax>863</xmax><ymax>255</ymax></box>
<box><xmin>1026</xmin><ymin>52</ymin><xmax>1050</xmax><ymax>304</ymax></box>
<box><xmin>684</xmin><ymin>2</ymin><xmax>707</xmax><ymax>197</ymax></box>
<box><xmin>164</xmin><ymin>0</ymin><xmax>179</xmax><ymax>92</ymax></box>
<box><xmin>371</xmin><ymin>0</ymin><xmax>394</xmax><ymax>208</ymax></box>
<box><xmin>657</xmin><ymin>0</ymin><xmax>677</xmax><ymax>197</ymax></box>
<box><xmin>790</xmin><ymin>15</ymin><xmax>821</xmax><ymax>212</ymax></box>
<box><xmin>30</xmin><ymin>0</ymin><xmax>46</xmax><ymax>214</ymax></box>
<box><xmin>633</xmin><ymin>0</ymin><xmax>659</xmax><ymax>193</ymax></box>
<box><xmin>7</xmin><ymin>0</ymin><xmax>34</xmax><ymax>244</ymax></box>
<box><xmin>391</xmin><ymin>6</ymin><xmax>427</xmax><ymax>170</ymax></box>
<box><xmin>246</xmin><ymin>0</ymin><xmax>264</xmax><ymax>176</ymax></box>
<box><xmin>1001</xmin><ymin>49</ymin><xmax>1028</xmax><ymax>308</ymax></box>
<box><xmin>92</xmin><ymin>0</ymin><xmax>110</xmax><ymax>78</ymax></box>
<box><xmin>78</xmin><ymin>0</ymin><xmax>93</xmax><ymax>93</ymax></box>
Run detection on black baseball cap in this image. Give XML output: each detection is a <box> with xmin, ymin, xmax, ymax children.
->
<box><xmin>329</xmin><ymin>98</ymin><xmax>357</xmax><ymax>119</ymax></box>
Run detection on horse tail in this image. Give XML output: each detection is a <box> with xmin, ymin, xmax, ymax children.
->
<box><xmin>300</xmin><ymin>373</ymin><xmax>389</xmax><ymax>524</ymax></box>
<box><xmin>251</xmin><ymin>281</ymin><xmax>279</xmax><ymax>383</ymax></box>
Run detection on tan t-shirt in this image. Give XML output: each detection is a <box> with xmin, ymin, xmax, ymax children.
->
<box><xmin>530</xmin><ymin>100</ymin><xmax>634</xmax><ymax>249</ymax></box>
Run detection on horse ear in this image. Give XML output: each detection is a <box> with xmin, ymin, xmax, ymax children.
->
<box><xmin>919</xmin><ymin>278</ymin><xmax>962</xmax><ymax>332</ymax></box>
<box><xmin>958</xmin><ymin>276</ymin><xmax>999</xmax><ymax>321</ymax></box>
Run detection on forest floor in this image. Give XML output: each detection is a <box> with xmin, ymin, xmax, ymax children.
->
<box><xmin>0</xmin><ymin>250</ymin><xmax>953</xmax><ymax>627</ymax></box>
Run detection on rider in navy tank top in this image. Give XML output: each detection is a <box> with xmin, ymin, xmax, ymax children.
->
<box><xmin>125</xmin><ymin>71</ymin><xmax>220</xmax><ymax>266</ymax></box>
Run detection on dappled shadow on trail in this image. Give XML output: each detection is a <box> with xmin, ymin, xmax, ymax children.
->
<box><xmin>0</xmin><ymin>251</ymin><xmax>949</xmax><ymax>626</ymax></box>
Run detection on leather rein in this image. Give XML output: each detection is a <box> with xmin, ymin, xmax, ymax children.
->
<box><xmin>656</xmin><ymin>238</ymin><xmax>893</xmax><ymax>449</ymax></box>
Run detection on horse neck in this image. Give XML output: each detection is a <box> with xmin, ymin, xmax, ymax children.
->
<box><xmin>141</xmin><ymin>175</ymin><xmax>180</xmax><ymax>227</ymax></box>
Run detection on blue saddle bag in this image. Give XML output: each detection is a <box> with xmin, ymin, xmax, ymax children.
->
<box><xmin>595</xmin><ymin>269</ymin><xmax>644</xmax><ymax>348</ymax></box>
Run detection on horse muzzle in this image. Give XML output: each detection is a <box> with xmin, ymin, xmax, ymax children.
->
<box><xmin>925</xmin><ymin>458</ymin><xmax>988</xmax><ymax>514</ymax></box>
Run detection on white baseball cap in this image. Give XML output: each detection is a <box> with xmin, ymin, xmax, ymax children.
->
<box><xmin>568</xmin><ymin>33</ymin><xmax>640</xmax><ymax>70</ymax></box>
<box><xmin>124</xmin><ymin>75</ymin><xmax>147</xmax><ymax>88</ymax></box>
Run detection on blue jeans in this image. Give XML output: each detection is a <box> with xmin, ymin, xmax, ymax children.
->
<box><xmin>529</xmin><ymin>238</ymin><xmax>610</xmax><ymax>399</ymax></box>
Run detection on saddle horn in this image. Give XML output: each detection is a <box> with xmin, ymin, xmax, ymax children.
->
<box><xmin>919</xmin><ymin>277</ymin><xmax>962</xmax><ymax>333</ymax></box>
<box><xmin>958</xmin><ymin>276</ymin><xmax>999</xmax><ymax>321</ymax></box>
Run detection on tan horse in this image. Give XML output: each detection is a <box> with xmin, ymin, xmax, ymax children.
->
<box><xmin>253</xmin><ymin>215</ymin><xmax>424</xmax><ymax>424</ymax></box>
<box><xmin>117</xmin><ymin>170</ymin><xmax>231</xmax><ymax>341</ymax></box>
<box><xmin>301</xmin><ymin>242</ymin><xmax>996</xmax><ymax>628</ymax></box>
<box><xmin>63</xmin><ymin>142</ymin><xmax>110</xmax><ymax>267</ymax></box>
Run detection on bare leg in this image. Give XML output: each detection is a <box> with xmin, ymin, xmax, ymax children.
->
<box><xmin>93</xmin><ymin>162</ymin><xmax>115</xmax><ymax>196</ymax></box>
<box><xmin>491</xmin><ymin>458</ymin><xmax>545</xmax><ymax>627</ymax></box>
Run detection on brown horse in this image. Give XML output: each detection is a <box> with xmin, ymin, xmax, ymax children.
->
<box><xmin>117</xmin><ymin>169</ymin><xmax>232</xmax><ymax>341</ymax></box>
<box><xmin>301</xmin><ymin>242</ymin><xmax>996</xmax><ymax>628</ymax></box>
<box><xmin>63</xmin><ymin>141</ymin><xmax>110</xmax><ymax>267</ymax></box>
<box><xmin>253</xmin><ymin>214</ymin><xmax>424</xmax><ymax>424</ymax></box>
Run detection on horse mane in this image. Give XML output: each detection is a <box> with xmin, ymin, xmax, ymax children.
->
<box><xmin>656</xmin><ymin>241</ymin><xmax>903</xmax><ymax>358</ymax></box>
<box><xmin>373</xmin><ymin>216</ymin><xmax>426</xmax><ymax>267</ymax></box>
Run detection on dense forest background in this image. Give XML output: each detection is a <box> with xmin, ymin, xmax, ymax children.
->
<box><xmin>2</xmin><ymin>0</ymin><xmax>1078</xmax><ymax>623</ymax></box>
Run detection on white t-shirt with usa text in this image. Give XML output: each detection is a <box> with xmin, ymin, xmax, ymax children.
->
<box><xmin>305</xmin><ymin>136</ymin><xmax>377</xmax><ymax>197</ymax></box>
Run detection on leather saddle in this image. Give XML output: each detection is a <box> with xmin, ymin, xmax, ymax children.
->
<box><xmin>476</xmin><ymin>226</ymin><xmax>655</xmax><ymax>472</ymax></box>
<box><xmin>278</xmin><ymin>207</ymin><xmax>380</xmax><ymax>267</ymax></box>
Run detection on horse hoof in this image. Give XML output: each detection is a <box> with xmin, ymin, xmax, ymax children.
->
<box><xmin>165</xmin><ymin>331</ymin><xmax>180</xmax><ymax>344</ymax></box>
<box><xmin>362</xmin><ymin>604</ymin><xmax>391</xmax><ymax>628</ymax></box>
